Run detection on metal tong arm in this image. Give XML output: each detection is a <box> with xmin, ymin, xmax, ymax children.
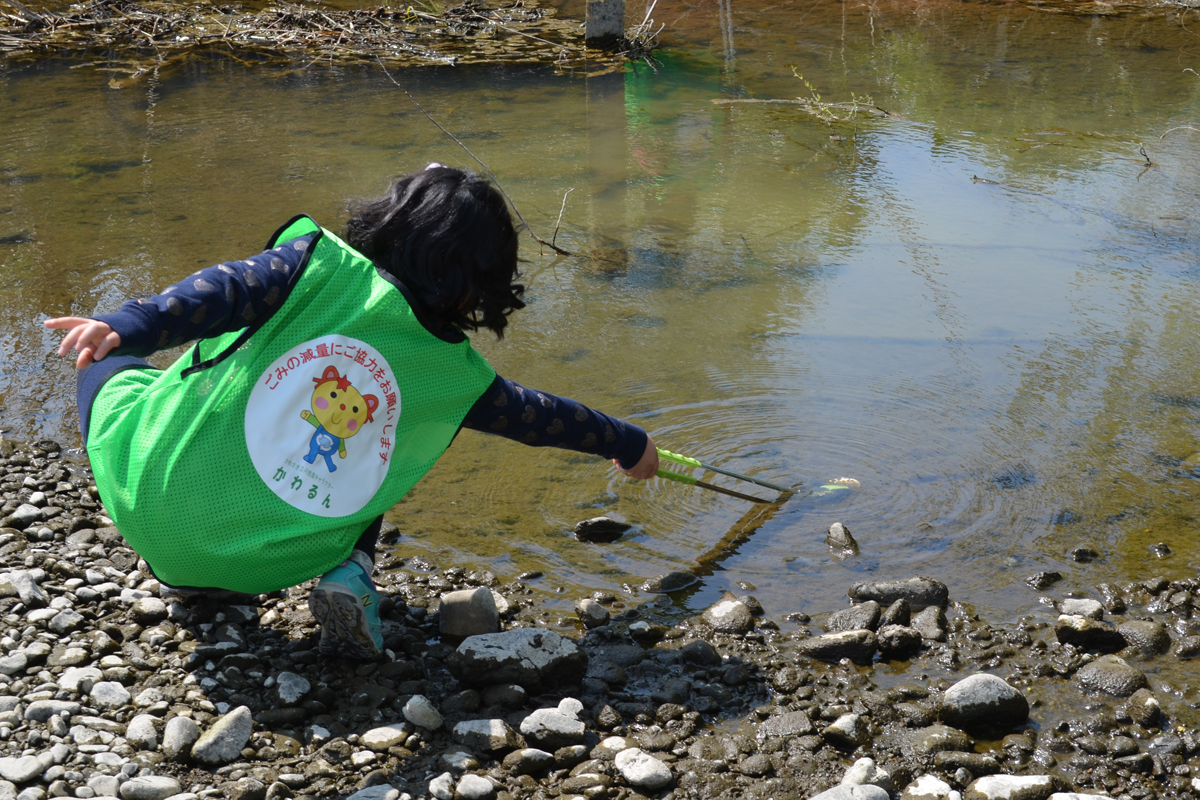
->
<box><xmin>657</xmin><ymin>448</ymin><xmax>793</xmax><ymax>493</ymax></box>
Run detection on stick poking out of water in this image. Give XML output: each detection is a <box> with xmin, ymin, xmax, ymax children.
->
<box><xmin>376</xmin><ymin>57</ymin><xmax>575</xmax><ymax>257</ymax></box>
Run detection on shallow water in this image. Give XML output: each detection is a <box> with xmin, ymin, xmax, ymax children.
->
<box><xmin>3</xmin><ymin>0</ymin><xmax>1200</xmax><ymax>649</ymax></box>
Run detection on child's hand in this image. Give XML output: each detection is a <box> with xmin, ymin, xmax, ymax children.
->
<box><xmin>614</xmin><ymin>436</ymin><xmax>659</xmax><ymax>480</ymax></box>
<box><xmin>44</xmin><ymin>317</ymin><xmax>122</xmax><ymax>369</ymax></box>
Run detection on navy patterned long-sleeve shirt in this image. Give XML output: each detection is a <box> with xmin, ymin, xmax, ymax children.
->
<box><xmin>92</xmin><ymin>234</ymin><xmax>649</xmax><ymax>469</ymax></box>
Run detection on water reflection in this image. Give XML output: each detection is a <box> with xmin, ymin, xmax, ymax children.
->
<box><xmin>1</xmin><ymin>0</ymin><xmax>1199</xmax><ymax>628</ymax></box>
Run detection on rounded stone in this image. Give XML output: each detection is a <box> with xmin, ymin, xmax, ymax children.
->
<box><xmin>191</xmin><ymin>706</ymin><xmax>253</xmax><ymax>765</ymax></box>
<box><xmin>941</xmin><ymin>674</ymin><xmax>1029</xmax><ymax>732</ymax></box>
<box><xmin>703</xmin><ymin>598</ymin><xmax>754</xmax><ymax>633</ymax></box>
<box><xmin>126</xmin><ymin>714</ymin><xmax>158</xmax><ymax>751</ymax></box>
<box><xmin>454</xmin><ymin>774</ymin><xmax>494</xmax><ymax>800</ymax></box>
<box><xmin>162</xmin><ymin>716</ymin><xmax>201</xmax><ymax>760</ymax></box>
<box><xmin>1075</xmin><ymin>655</ymin><xmax>1148</xmax><ymax>697</ymax></box>
<box><xmin>614</xmin><ymin>747</ymin><xmax>672</xmax><ymax>791</ymax></box>
<box><xmin>402</xmin><ymin>695</ymin><xmax>444</xmax><ymax>730</ymax></box>
<box><xmin>90</xmin><ymin>681</ymin><xmax>131</xmax><ymax>709</ymax></box>
<box><xmin>118</xmin><ymin>776</ymin><xmax>182</xmax><ymax>800</ymax></box>
<box><xmin>130</xmin><ymin>597</ymin><xmax>168</xmax><ymax>625</ymax></box>
<box><xmin>1118</xmin><ymin>620</ymin><xmax>1171</xmax><ymax>655</ymax></box>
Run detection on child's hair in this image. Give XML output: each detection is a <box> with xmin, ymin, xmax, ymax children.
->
<box><xmin>344</xmin><ymin>166</ymin><xmax>524</xmax><ymax>339</ymax></box>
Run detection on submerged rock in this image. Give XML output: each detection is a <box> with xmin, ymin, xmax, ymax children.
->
<box><xmin>641</xmin><ymin>571</ymin><xmax>698</xmax><ymax>593</ymax></box>
<box><xmin>573</xmin><ymin>516</ymin><xmax>632</xmax><ymax>542</ymax></box>
<box><xmin>1024</xmin><ymin>572</ymin><xmax>1062</xmax><ymax>590</ymax></box>
<box><xmin>826</xmin><ymin>522</ymin><xmax>859</xmax><ymax>557</ymax></box>
<box><xmin>849</xmin><ymin>576</ymin><xmax>948</xmax><ymax>609</ymax></box>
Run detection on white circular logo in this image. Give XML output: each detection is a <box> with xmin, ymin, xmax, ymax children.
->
<box><xmin>245</xmin><ymin>335</ymin><xmax>401</xmax><ymax>518</ymax></box>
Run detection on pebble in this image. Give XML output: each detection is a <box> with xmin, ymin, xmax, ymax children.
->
<box><xmin>427</xmin><ymin>773</ymin><xmax>453</xmax><ymax>800</ymax></box>
<box><xmin>614</xmin><ymin>747</ymin><xmax>672</xmax><ymax>791</ymax></box>
<box><xmin>702</xmin><ymin>598</ymin><xmax>754</xmax><ymax>633</ymax></box>
<box><xmin>439</xmin><ymin>587</ymin><xmax>499</xmax><ymax>638</ymax></box>
<box><xmin>451</xmin><ymin>720</ymin><xmax>521</xmax><ymax>753</ymax></box>
<box><xmin>90</xmin><ymin>682</ymin><xmax>131</xmax><ymax>709</ymax></box>
<box><xmin>810</xmin><ymin>786</ymin><xmax>890</xmax><ymax>800</ymax></box>
<box><xmin>1058</xmin><ymin>598</ymin><xmax>1103</xmax><ymax>619</ymax></box>
<box><xmin>501</xmin><ymin>748</ymin><xmax>554</xmax><ymax>776</ymax></box>
<box><xmin>794</xmin><ymin>629</ymin><xmax>877</xmax><ymax>664</ymax></box>
<box><xmin>398</xmin><ymin>695</ymin><xmax>442</xmax><ymax>730</ymax></box>
<box><xmin>912</xmin><ymin>606</ymin><xmax>947</xmax><ymax>641</ymax></box>
<box><xmin>901</xmin><ymin>775</ymin><xmax>962</xmax><ymax>800</ymax></box>
<box><xmin>275</xmin><ymin>672</ymin><xmax>310</xmax><ymax>704</ymax></box>
<box><xmin>823</xmin><ymin>713</ymin><xmax>870</xmax><ymax>748</ymax></box>
<box><xmin>162</xmin><ymin>716</ymin><xmax>201</xmax><ymax>760</ymax></box>
<box><xmin>117</xmin><ymin>777</ymin><xmax>181</xmax><ymax>800</ymax></box>
<box><xmin>963</xmin><ymin>775</ymin><xmax>1060</xmax><ymax>800</ymax></box>
<box><xmin>453</xmin><ymin>774</ymin><xmax>493</xmax><ymax>800</ymax></box>
<box><xmin>574</xmin><ymin>598</ymin><xmax>610</xmax><ymax>629</ymax></box>
<box><xmin>826</xmin><ymin>522</ymin><xmax>859</xmax><ymax>556</ymax></box>
<box><xmin>842</xmin><ymin>757</ymin><xmax>891</xmax><ymax>792</ymax></box>
<box><xmin>0</xmin><ymin>757</ymin><xmax>42</xmax><ymax>784</ymax></box>
<box><xmin>125</xmin><ymin>714</ymin><xmax>158</xmax><ymax>750</ymax></box>
<box><xmin>639</xmin><ymin>571</ymin><xmax>697</xmax><ymax>593</ymax></box>
<box><xmin>191</xmin><ymin>705</ymin><xmax>253</xmax><ymax>765</ymax></box>
<box><xmin>518</xmin><ymin>698</ymin><xmax>586</xmax><ymax>749</ymax></box>
<box><xmin>827</xmin><ymin>601</ymin><xmax>880</xmax><ymax>632</ymax></box>
<box><xmin>1117</xmin><ymin>619</ymin><xmax>1170</xmax><ymax>654</ymax></box>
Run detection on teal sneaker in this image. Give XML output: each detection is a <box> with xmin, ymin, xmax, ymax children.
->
<box><xmin>308</xmin><ymin>550</ymin><xmax>383</xmax><ymax>660</ymax></box>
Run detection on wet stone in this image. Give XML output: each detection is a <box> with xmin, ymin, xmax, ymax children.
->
<box><xmin>1053</xmin><ymin>615</ymin><xmax>1125</xmax><ymax>653</ymax></box>
<box><xmin>1058</xmin><ymin>599</ymin><xmax>1103</xmax><ymax>619</ymax></box>
<box><xmin>573</xmin><ymin>516</ymin><xmax>632</xmax><ymax>542</ymax></box>
<box><xmin>447</xmin><ymin>629</ymin><xmax>587</xmax><ymax>691</ymax></box>
<box><xmin>1075</xmin><ymin>655</ymin><xmax>1148</xmax><ymax>697</ymax></box>
<box><xmin>877</xmin><ymin>625</ymin><xmax>922</xmax><ymax>658</ymax></box>
<box><xmin>940</xmin><ymin>674</ymin><xmax>1029</xmax><ymax>733</ymax></box>
<box><xmin>827</xmin><ymin>601</ymin><xmax>881</xmax><ymax>632</ymax></box>
<box><xmin>1118</xmin><ymin>619</ymin><xmax>1171</xmax><ymax>654</ymax></box>
<box><xmin>737</xmin><ymin>754</ymin><xmax>773</xmax><ymax>776</ymax></box>
<box><xmin>933</xmin><ymin>752</ymin><xmax>1001</xmax><ymax>775</ymax></box>
<box><xmin>823</xmin><ymin>713</ymin><xmax>869</xmax><ymax>748</ymax></box>
<box><xmin>1025</xmin><ymin>572</ymin><xmax>1062</xmax><ymax>590</ymax></box>
<box><xmin>702</xmin><ymin>598</ymin><xmax>754</xmax><ymax>633</ymax></box>
<box><xmin>1124</xmin><ymin>688</ymin><xmax>1161</xmax><ymax>728</ymax></box>
<box><xmin>912</xmin><ymin>606</ymin><xmax>947</xmax><ymax>641</ymax></box>
<box><xmin>842</xmin><ymin>757</ymin><xmax>891</xmax><ymax>792</ymax></box>
<box><xmin>826</xmin><ymin>522</ymin><xmax>859</xmax><ymax>556</ymax></box>
<box><xmin>915</xmin><ymin>725</ymin><xmax>975</xmax><ymax>755</ymax></box>
<box><xmin>881</xmin><ymin>598</ymin><xmax>911</xmax><ymax>627</ymax></box>
<box><xmin>794</xmin><ymin>630</ymin><xmax>877</xmax><ymax>665</ymax></box>
<box><xmin>640</xmin><ymin>571</ymin><xmax>697</xmax><ymax>593</ymax></box>
<box><xmin>680</xmin><ymin>639</ymin><xmax>721</xmax><ymax>667</ymax></box>
<box><xmin>900</xmin><ymin>775</ymin><xmax>959</xmax><ymax>800</ymax></box>
<box><xmin>502</xmin><ymin>748</ymin><xmax>554</xmax><ymax>776</ymax></box>
<box><xmin>574</xmin><ymin>598</ymin><xmax>610</xmax><ymax>629</ymax></box>
<box><xmin>848</xmin><ymin>576</ymin><xmax>948</xmax><ymax>609</ymax></box>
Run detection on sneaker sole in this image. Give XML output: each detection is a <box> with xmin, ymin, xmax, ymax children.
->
<box><xmin>309</xmin><ymin>585</ymin><xmax>381</xmax><ymax>661</ymax></box>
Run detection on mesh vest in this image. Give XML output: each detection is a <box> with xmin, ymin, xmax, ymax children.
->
<box><xmin>86</xmin><ymin>216</ymin><xmax>496</xmax><ymax>593</ymax></box>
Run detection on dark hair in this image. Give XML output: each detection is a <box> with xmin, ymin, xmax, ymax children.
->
<box><xmin>344</xmin><ymin>166</ymin><xmax>524</xmax><ymax>338</ymax></box>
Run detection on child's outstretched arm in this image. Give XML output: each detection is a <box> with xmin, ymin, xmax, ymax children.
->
<box><xmin>44</xmin><ymin>232</ymin><xmax>316</xmax><ymax>367</ymax></box>
<box><xmin>43</xmin><ymin>317</ymin><xmax>122</xmax><ymax>369</ymax></box>
<box><xmin>461</xmin><ymin>375</ymin><xmax>659</xmax><ymax>480</ymax></box>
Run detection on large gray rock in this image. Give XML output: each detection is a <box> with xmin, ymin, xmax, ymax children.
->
<box><xmin>794</xmin><ymin>630</ymin><xmax>877</xmax><ymax>665</ymax></box>
<box><xmin>447</xmin><ymin>629</ymin><xmax>587</xmax><ymax>691</ymax></box>
<box><xmin>361</xmin><ymin>724</ymin><xmax>410</xmax><ymax>751</ymax></box>
<box><xmin>1054</xmin><ymin>615</ymin><xmax>1125</xmax><ymax>653</ymax></box>
<box><xmin>809</xmin><ymin>786</ymin><xmax>891</xmax><ymax>800</ymax></box>
<box><xmin>119</xmin><ymin>776</ymin><xmax>181</xmax><ymax>800</ymax></box>
<box><xmin>192</xmin><ymin>706</ymin><xmax>253</xmax><ymax>765</ymax></box>
<box><xmin>162</xmin><ymin>716</ymin><xmax>201</xmax><ymax>760</ymax></box>
<box><xmin>519</xmin><ymin>698</ymin><xmax>586</xmax><ymax>750</ymax></box>
<box><xmin>1075</xmin><ymin>655</ymin><xmax>1147</xmax><ymax>697</ymax></box>
<box><xmin>451</xmin><ymin>720</ymin><xmax>520</xmax><ymax>753</ymax></box>
<box><xmin>614</xmin><ymin>747</ymin><xmax>672</xmax><ymax>791</ymax></box>
<box><xmin>703</xmin><ymin>598</ymin><xmax>754</xmax><ymax>634</ymax></box>
<box><xmin>1118</xmin><ymin>620</ymin><xmax>1170</xmax><ymax>654</ymax></box>
<box><xmin>827</xmin><ymin>602</ymin><xmax>881</xmax><ymax>632</ymax></box>
<box><xmin>848</xmin><ymin>577</ymin><xmax>948</xmax><ymax>609</ymax></box>
<box><xmin>940</xmin><ymin>674</ymin><xmax>1028</xmax><ymax>733</ymax></box>
<box><xmin>964</xmin><ymin>775</ymin><xmax>1060</xmax><ymax>800</ymax></box>
<box><xmin>439</xmin><ymin>587</ymin><xmax>499</xmax><ymax>638</ymax></box>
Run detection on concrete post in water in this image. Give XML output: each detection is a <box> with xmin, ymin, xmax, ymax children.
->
<box><xmin>585</xmin><ymin>0</ymin><xmax>625</xmax><ymax>46</ymax></box>
<box><xmin>585</xmin><ymin>66</ymin><xmax>629</xmax><ymax>272</ymax></box>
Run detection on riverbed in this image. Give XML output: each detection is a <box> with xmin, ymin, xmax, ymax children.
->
<box><xmin>2</xmin><ymin>0</ymin><xmax>1199</xmax><ymax>657</ymax></box>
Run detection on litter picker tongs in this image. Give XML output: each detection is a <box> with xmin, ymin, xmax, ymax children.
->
<box><xmin>655</xmin><ymin>447</ymin><xmax>794</xmax><ymax>505</ymax></box>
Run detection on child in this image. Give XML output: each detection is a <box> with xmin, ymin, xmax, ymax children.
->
<box><xmin>45</xmin><ymin>165</ymin><xmax>659</xmax><ymax>660</ymax></box>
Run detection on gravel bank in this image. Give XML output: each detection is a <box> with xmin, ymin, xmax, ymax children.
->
<box><xmin>0</xmin><ymin>438</ymin><xmax>1199</xmax><ymax>800</ymax></box>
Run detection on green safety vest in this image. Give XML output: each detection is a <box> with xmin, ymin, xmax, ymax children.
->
<box><xmin>86</xmin><ymin>216</ymin><xmax>496</xmax><ymax>593</ymax></box>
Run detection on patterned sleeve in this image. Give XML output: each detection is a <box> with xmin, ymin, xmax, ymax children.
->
<box><xmin>462</xmin><ymin>375</ymin><xmax>650</xmax><ymax>469</ymax></box>
<box><xmin>92</xmin><ymin>233</ymin><xmax>316</xmax><ymax>357</ymax></box>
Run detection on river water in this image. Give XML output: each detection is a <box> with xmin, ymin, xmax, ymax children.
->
<box><xmin>2</xmin><ymin>0</ymin><xmax>1200</xmax><ymax>633</ymax></box>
